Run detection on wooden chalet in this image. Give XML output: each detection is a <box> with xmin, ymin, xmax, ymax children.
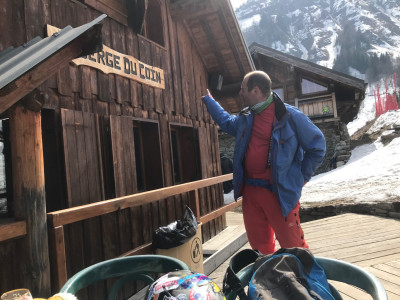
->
<box><xmin>218</xmin><ymin>42</ymin><xmax>367</xmax><ymax>173</ymax></box>
<box><xmin>0</xmin><ymin>0</ymin><xmax>253</xmax><ymax>298</ymax></box>
<box><xmin>249</xmin><ymin>43</ymin><xmax>366</xmax><ymax>123</ymax></box>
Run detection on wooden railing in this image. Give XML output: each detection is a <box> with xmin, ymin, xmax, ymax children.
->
<box><xmin>0</xmin><ymin>219</ymin><xmax>27</xmax><ymax>243</ymax></box>
<box><xmin>46</xmin><ymin>173</ymin><xmax>240</xmax><ymax>290</ymax></box>
<box><xmin>295</xmin><ymin>93</ymin><xmax>338</xmax><ymax>119</ymax></box>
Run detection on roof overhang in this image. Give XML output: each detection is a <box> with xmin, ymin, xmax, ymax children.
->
<box><xmin>250</xmin><ymin>42</ymin><xmax>366</xmax><ymax>92</ymax></box>
<box><xmin>170</xmin><ymin>0</ymin><xmax>254</xmax><ymax>113</ymax></box>
<box><xmin>0</xmin><ymin>14</ymin><xmax>107</xmax><ymax>114</ymax></box>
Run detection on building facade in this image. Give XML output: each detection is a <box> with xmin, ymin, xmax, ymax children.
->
<box><xmin>0</xmin><ymin>0</ymin><xmax>253</xmax><ymax>296</ymax></box>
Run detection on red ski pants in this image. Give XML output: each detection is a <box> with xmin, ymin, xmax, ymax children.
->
<box><xmin>242</xmin><ymin>183</ymin><xmax>308</xmax><ymax>254</ymax></box>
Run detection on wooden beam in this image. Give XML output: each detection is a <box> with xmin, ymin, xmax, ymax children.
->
<box><xmin>0</xmin><ymin>37</ymin><xmax>84</xmax><ymax>114</ymax></box>
<box><xmin>0</xmin><ymin>219</ymin><xmax>27</xmax><ymax>242</ymax></box>
<box><xmin>201</xmin><ymin>19</ymin><xmax>229</xmax><ymax>75</ymax></box>
<box><xmin>312</xmin><ymin>117</ymin><xmax>340</xmax><ymax>124</ymax></box>
<box><xmin>48</xmin><ymin>174</ymin><xmax>233</xmax><ymax>228</ymax></box>
<box><xmin>84</xmin><ymin>0</ymin><xmax>127</xmax><ymax>26</ymax></box>
<box><xmin>189</xmin><ymin>189</ymin><xmax>201</xmax><ymax>221</ymax></box>
<box><xmin>171</xmin><ymin>6</ymin><xmax>218</xmax><ymax>19</ymax></box>
<box><xmin>332</xmin><ymin>92</ymin><xmax>338</xmax><ymax>118</ymax></box>
<box><xmin>9</xmin><ymin>105</ymin><xmax>51</xmax><ymax>296</ymax></box>
<box><xmin>216</xmin><ymin>9</ymin><xmax>245</xmax><ymax>75</ymax></box>
<box><xmin>119</xmin><ymin>242</ymin><xmax>154</xmax><ymax>257</ymax></box>
<box><xmin>298</xmin><ymin>93</ymin><xmax>333</xmax><ymax>102</ymax></box>
<box><xmin>199</xmin><ymin>198</ymin><xmax>242</xmax><ymax>224</ymax></box>
<box><xmin>170</xmin><ymin>0</ymin><xmax>216</xmax><ymax>19</ymax></box>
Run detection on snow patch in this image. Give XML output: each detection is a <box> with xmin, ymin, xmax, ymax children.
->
<box><xmin>302</xmin><ymin>136</ymin><xmax>400</xmax><ymax>203</ymax></box>
<box><xmin>240</xmin><ymin>14</ymin><xmax>261</xmax><ymax>30</ymax></box>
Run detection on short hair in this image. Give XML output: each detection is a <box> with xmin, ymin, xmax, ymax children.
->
<box><xmin>245</xmin><ymin>71</ymin><xmax>272</xmax><ymax>95</ymax></box>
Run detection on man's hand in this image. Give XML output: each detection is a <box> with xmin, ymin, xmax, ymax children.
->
<box><xmin>202</xmin><ymin>89</ymin><xmax>212</xmax><ymax>101</ymax></box>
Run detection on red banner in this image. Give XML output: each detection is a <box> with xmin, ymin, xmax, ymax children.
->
<box><xmin>375</xmin><ymin>74</ymin><xmax>399</xmax><ymax>117</ymax></box>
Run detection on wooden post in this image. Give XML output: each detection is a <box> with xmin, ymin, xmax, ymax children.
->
<box><xmin>189</xmin><ymin>189</ymin><xmax>201</xmax><ymax>221</ymax></box>
<box><xmin>48</xmin><ymin>226</ymin><xmax>67</xmax><ymax>293</ymax></box>
<box><xmin>9</xmin><ymin>104</ymin><xmax>51</xmax><ymax>296</ymax></box>
<box><xmin>332</xmin><ymin>92</ymin><xmax>338</xmax><ymax>118</ymax></box>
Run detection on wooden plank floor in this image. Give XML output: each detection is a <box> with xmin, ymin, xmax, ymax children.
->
<box><xmin>208</xmin><ymin>212</ymin><xmax>400</xmax><ymax>300</ymax></box>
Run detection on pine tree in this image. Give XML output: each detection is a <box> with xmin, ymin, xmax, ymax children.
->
<box><xmin>333</xmin><ymin>23</ymin><xmax>370</xmax><ymax>75</ymax></box>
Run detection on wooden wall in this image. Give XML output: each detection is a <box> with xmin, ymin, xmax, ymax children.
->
<box><xmin>0</xmin><ymin>0</ymin><xmax>225</xmax><ymax>296</ymax></box>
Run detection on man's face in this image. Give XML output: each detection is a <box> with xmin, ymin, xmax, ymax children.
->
<box><xmin>239</xmin><ymin>77</ymin><xmax>258</xmax><ymax>107</ymax></box>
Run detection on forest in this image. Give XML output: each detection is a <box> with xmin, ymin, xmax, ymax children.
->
<box><xmin>333</xmin><ymin>23</ymin><xmax>400</xmax><ymax>92</ymax></box>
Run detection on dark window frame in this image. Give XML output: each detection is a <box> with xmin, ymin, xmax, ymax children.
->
<box><xmin>169</xmin><ymin>123</ymin><xmax>201</xmax><ymax>185</ymax></box>
<box><xmin>143</xmin><ymin>0</ymin><xmax>165</xmax><ymax>47</ymax></box>
<box><xmin>133</xmin><ymin>117</ymin><xmax>164</xmax><ymax>192</ymax></box>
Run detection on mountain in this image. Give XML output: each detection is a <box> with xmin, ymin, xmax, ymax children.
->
<box><xmin>234</xmin><ymin>0</ymin><xmax>400</xmax><ymax>78</ymax></box>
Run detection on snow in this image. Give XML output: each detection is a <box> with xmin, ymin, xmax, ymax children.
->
<box><xmin>316</xmin><ymin>20</ymin><xmax>339</xmax><ymax>68</ymax></box>
<box><xmin>300</xmin><ymin>91</ymin><xmax>400</xmax><ymax>204</ymax></box>
<box><xmin>348</xmin><ymin>67</ymin><xmax>365</xmax><ymax>80</ymax></box>
<box><xmin>367</xmin><ymin>110</ymin><xmax>400</xmax><ymax>134</ymax></box>
<box><xmin>230</xmin><ymin>0</ymin><xmax>248</xmax><ymax>10</ymax></box>
<box><xmin>225</xmin><ymin>90</ymin><xmax>400</xmax><ymax>205</ymax></box>
<box><xmin>240</xmin><ymin>15</ymin><xmax>261</xmax><ymax>30</ymax></box>
<box><xmin>302</xmin><ymin>132</ymin><xmax>400</xmax><ymax>204</ymax></box>
<box><xmin>224</xmin><ymin>190</ymin><xmax>235</xmax><ymax>205</ymax></box>
<box><xmin>232</xmin><ymin>0</ymin><xmax>400</xmax><ymax>69</ymax></box>
<box><xmin>347</xmin><ymin>87</ymin><xmax>376</xmax><ymax>136</ymax></box>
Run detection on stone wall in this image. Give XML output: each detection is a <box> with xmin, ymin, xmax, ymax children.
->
<box><xmin>300</xmin><ymin>200</ymin><xmax>400</xmax><ymax>222</ymax></box>
<box><xmin>314</xmin><ymin>120</ymin><xmax>351</xmax><ymax>174</ymax></box>
<box><xmin>218</xmin><ymin>131</ymin><xmax>235</xmax><ymax>159</ymax></box>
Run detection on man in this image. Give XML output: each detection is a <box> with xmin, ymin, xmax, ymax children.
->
<box><xmin>202</xmin><ymin>71</ymin><xmax>326</xmax><ymax>254</ymax></box>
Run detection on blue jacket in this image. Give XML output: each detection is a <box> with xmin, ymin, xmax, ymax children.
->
<box><xmin>202</xmin><ymin>93</ymin><xmax>326</xmax><ymax>217</ymax></box>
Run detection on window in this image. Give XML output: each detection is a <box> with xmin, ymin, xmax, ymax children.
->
<box><xmin>273</xmin><ymin>88</ymin><xmax>284</xmax><ymax>101</ymax></box>
<box><xmin>170</xmin><ymin>124</ymin><xmax>201</xmax><ymax>184</ymax></box>
<box><xmin>127</xmin><ymin>0</ymin><xmax>147</xmax><ymax>33</ymax></box>
<box><xmin>128</xmin><ymin>0</ymin><xmax>165</xmax><ymax>46</ymax></box>
<box><xmin>133</xmin><ymin>120</ymin><xmax>163</xmax><ymax>191</ymax></box>
<box><xmin>82</xmin><ymin>0</ymin><xmax>165</xmax><ymax>46</ymax></box>
<box><xmin>170</xmin><ymin>129</ymin><xmax>181</xmax><ymax>183</ymax></box>
<box><xmin>143</xmin><ymin>0</ymin><xmax>165</xmax><ymax>46</ymax></box>
<box><xmin>42</xmin><ymin>109</ymin><xmax>69</xmax><ymax>211</ymax></box>
<box><xmin>133</xmin><ymin>126</ymin><xmax>145</xmax><ymax>190</ymax></box>
<box><xmin>301</xmin><ymin>78</ymin><xmax>328</xmax><ymax>95</ymax></box>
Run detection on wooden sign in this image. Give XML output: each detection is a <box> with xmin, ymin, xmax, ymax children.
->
<box><xmin>46</xmin><ymin>25</ymin><xmax>165</xmax><ymax>89</ymax></box>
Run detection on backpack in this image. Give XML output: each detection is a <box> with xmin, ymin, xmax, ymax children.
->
<box><xmin>223</xmin><ymin>247</ymin><xmax>335</xmax><ymax>300</ymax></box>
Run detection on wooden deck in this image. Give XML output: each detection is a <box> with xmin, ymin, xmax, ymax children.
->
<box><xmin>207</xmin><ymin>212</ymin><xmax>400</xmax><ymax>300</ymax></box>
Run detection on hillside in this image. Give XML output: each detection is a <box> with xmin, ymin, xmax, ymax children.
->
<box><xmin>233</xmin><ymin>0</ymin><xmax>400</xmax><ymax>75</ymax></box>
